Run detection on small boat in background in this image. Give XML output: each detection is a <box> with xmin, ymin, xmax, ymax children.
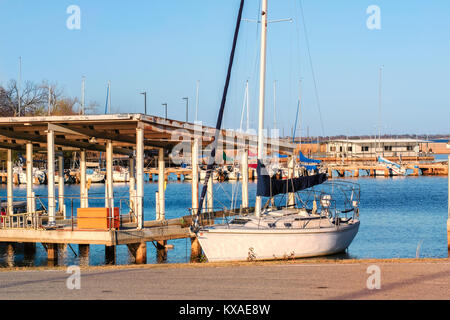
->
<box><xmin>376</xmin><ymin>156</ymin><xmax>407</xmax><ymax>176</ymax></box>
<box><xmin>86</xmin><ymin>169</ymin><xmax>105</xmax><ymax>183</ymax></box>
<box><xmin>113</xmin><ymin>167</ymin><xmax>130</xmax><ymax>182</ymax></box>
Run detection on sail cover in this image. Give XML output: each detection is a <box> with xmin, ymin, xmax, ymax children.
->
<box><xmin>257</xmin><ymin>163</ymin><xmax>327</xmax><ymax>197</ymax></box>
<box><xmin>298</xmin><ymin>151</ymin><xmax>321</xmax><ymax>164</ymax></box>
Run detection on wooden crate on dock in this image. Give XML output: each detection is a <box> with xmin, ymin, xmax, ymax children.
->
<box><xmin>77</xmin><ymin>207</ymin><xmax>120</xmax><ymax>230</ymax></box>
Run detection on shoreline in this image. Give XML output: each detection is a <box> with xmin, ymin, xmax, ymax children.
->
<box><xmin>1</xmin><ymin>257</ymin><xmax>449</xmax><ymax>273</ymax></box>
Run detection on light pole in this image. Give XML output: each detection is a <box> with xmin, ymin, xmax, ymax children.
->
<box><xmin>141</xmin><ymin>91</ymin><xmax>147</xmax><ymax>115</ymax></box>
<box><xmin>162</xmin><ymin>103</ymin><xmax>167</xmax><ymax>119</ymax></box>
<box><xmin>182</xmin><ymin>97</ymin><xmax>189</xmax><ymax>122</ymax></box>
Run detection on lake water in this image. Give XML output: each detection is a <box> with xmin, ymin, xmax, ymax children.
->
<box><xmin>0</xmin><ymin>175</ymin><xmax>448</xmax><ymax>267</ymax></box>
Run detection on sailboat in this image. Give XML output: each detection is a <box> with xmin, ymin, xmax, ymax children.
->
<box><xmin>195</xmin><ymin>0</ymin><xmax>360</xmax><ymax>262</ymax></box>
<box><xmin>376</xmin><ymin>156</ymin><xmax>407</xmax><ymax>176</ymax></box>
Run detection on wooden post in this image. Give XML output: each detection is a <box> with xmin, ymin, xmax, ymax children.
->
<box><xmin>6</xmin><ymin>243</ymin><xmax>15</xmax><ymax>267</ymax></box>
<box><xmin>354</xmin><ymin>169</ymin><xmax>359</xmax><ymax>178</ymax></box>
<box><xmin>79</xmin><ymin>244</ymin><xmax>90</xmax><ymax>265</ymax></box>
<box><xmin>46</xmin><ymin>243</ymin><xmax>58</xmax><ymax>264</ymax></box>
<box><xmin>190</xmin><ymin>237</ymin><xmax>202</xmax><ymax>262</ymax></box>
<box><xmin>157</xmin><ymin>148</ymin><xmax>165</xmax><ymax>221</ymax></box>
<box><xmin>24</xmin><ymin>243</ymin><xmax>36</xmax><ymax>260</ymax></box>
<box><xmin>105</xmin><ymin>245</ymin><xmax>116</xmax><ymax>265</ymax></box>
<box><xmin>47</xmin><ymin>129</ymin><xmax>56</xmax><ymax>225</ymax></box>
<box><xmin>128</xmin><ymin>242</ymin><xmax>147</xmax><ymax>264</ymax></box>
<box><xmin>7</xmin><ymin>149</ymin><xmax>13</xmax><ymax>215</ymax></box>
<box><xmin>26</xmin><ymin>143</ymin><xmax>33</xmax><ymax>214</ymax></box>
<box><xmin>156</xmin><ymin>240</ymin><xmax>167</xmax><ymax>263</ymax></box>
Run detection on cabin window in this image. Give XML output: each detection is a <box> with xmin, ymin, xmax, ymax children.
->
<box><xmin>407</xmin><ymin>146</ymin><xmax>413</xmax><ymax>151</ymax></box>
<box><xmin>347</xmin><ymin>146</ymin><xmax>353</xmax><ymax>152</ymax></box>
<box><xmin>339</xmin><ymin>147</ymin><xmax>343</xmax><ymax>152</ymax></box>
<box><xmin>384</xmin><ymin>146</ymin><xmax>392</xmax><ymax>151</ymax></box>
<box><xmin>330</xmin><ymin>146</ymin><xmax>336</xmax><ymax>152</ymax></box>
<box><xmin>362</xmin><ymin>146</ymin><xmax>369</xmax><ymax>152</ymax></box>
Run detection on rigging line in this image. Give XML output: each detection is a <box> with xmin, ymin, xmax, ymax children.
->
<box><xmin>298</xmin><ymin>0</ymin><xmax>325</xmax><ymax>137</ymax></box>
<box><xmin>196</xmin><ymin>0</ymin><xmax>246</xmax><ymax>219</ymax></box>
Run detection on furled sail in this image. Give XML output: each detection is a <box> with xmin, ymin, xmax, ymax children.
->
<box><xmin>256</xmin><ymin>162</ymin><xmax>327</xmax><ymax>197</ymax></box>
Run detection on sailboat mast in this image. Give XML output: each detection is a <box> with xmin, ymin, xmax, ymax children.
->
<box><xmin>273</xmin><ymin>80</ymin><xmax>277</xmax><ymax>130</ymax></box>
<box><xmin>255</xmin><ymin>0</ymin><xmax>268</xmax><ymax>217</ymax></box>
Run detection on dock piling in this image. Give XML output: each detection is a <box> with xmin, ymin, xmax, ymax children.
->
<box><xmin>105</xmin><ymin>245</ymin><xmax>116</xmax><ymax>265</ymax></box>
<box><xmin>156</xmin><ymin>240</ymin><xmax>167</xmax><ymax>263</ymax></box>
<box><xmin>79</xmin><ymin>244</ymin><xmax>90</xmax><ymax>265</ymax></box>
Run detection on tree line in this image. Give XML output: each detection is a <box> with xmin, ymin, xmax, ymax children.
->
<box><xmin>0</xmin><ymin>79</ymin><xmax>98</xmax><ymax>117</ymax></box>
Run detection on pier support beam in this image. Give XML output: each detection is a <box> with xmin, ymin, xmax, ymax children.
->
<box><xmin>207</xmin><ymin>175</ymin><xmax>213</xmax><ymax>213</ymax></box>
<box><xmin>105</xmin><ymin>245</ymin><xmax>116</xmax><ymax>265</ymax></box>
<box><xmin>241</xmin><ymin>147</ymin><xmax>249</xmax><ymax>209</ymax></box>
<box><xmin>26</xmin><ymin>143</ymin><xmax>33</xmax><ymax>214</ymax></box>
<box><xmin>191</xmin><ymin>139</ymin><xmax>199</xmax><ymax>215</ymax></box>
<box><xmin>127</xmin><ymin>242</ymin><xmax>147</xmax><ymax>264</ymax></box>
<box><xmin>287</xmin><ymin>156</ymin><xmax>295</xmax><ymax>207</ymax></box>
<box><xmin>58</xmin><ymin>155</ymin><xmax>65</xmax><ymax>217</ymax></box>
<box><xmin>80</xmin><ymin>150</ymin><xmax>88</xmax><ymax>208</ymax></box>
<box><xmin>23</xmin><ymin>243</ymin><xmax>36</xmax><ymax>261</ymax></box>
<box><xmin>190</xmin><ymin>237</ymin><xmax>202</xmax><ymax>262</ymax></box>
<box><xmin>136</xmin><ymin>127</ymin><xmax>144</xmax><ymax>229</ymax></box>
<box><xmin>7</xmin><ymin>149</ymin><xmax>13</xmax><ymax>215</ymax></box>
<box><xmin>157</xmin><ymin>148</ymin><xmax>165</xmax><ymax>221</ymax></box>
<box><xmin>47</xmin><ymin>129</ymin><xmax>56</xmax><ymax>225</ymax></box>
<box><xmin>129</xmin><ymin>155</ymin><xmax>136</xmax><ymax>221</ymax></box>
<box><xmin>106</xmin><ymin>140</ymin><xmax>114</xmax><ymax>209</ymax></box>
<box><xmin>45</xmin><ymin>243</ymin><xmax>58</xmax><ymax>265</ymax></box>
<box><xmin>79</xmin><ymin>244</ymin><xmax>90</xmax><ymax>265</ymax></box>
<box><xmin>156</xmin><ymin>240</ymin><xmax>167</xmax><ymax>263</ymax></box>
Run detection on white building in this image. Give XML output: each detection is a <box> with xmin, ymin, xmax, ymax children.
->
<box><xmin>326</xmin><ymin>139</ymin><xmax>425</xmax><ymax>158</ymax></box>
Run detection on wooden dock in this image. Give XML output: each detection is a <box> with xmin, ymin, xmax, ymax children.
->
<box><xmin>327</xmin><ymin>162</ymin><xmax>448</xmax><ymax>178</ymax></box>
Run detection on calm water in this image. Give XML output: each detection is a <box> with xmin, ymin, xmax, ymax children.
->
<box><xmin>0</xmin><ymin>175</ymin><xmax>448</xmax><ymax>267</ymax></box>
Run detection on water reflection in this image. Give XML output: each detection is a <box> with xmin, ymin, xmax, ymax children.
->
<box><xmin>0</xmin><ymin>176</ymin><xmax>448</xmax><ymax>267</ymax></box>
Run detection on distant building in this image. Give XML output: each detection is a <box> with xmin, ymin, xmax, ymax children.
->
<box><xmin>325</xmin><ymin>139</ymin><xmax>426</xmax><ymax>158</ymax></box>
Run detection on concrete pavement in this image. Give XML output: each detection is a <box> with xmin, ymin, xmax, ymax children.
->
<box><xmin>0</xmin><ymin>259</ymin><xmax>449</xmax><ymax>300</ymax></box>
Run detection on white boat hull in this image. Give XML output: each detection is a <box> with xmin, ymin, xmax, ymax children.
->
<box><xmin>197</xmin><ymin>221</ymin><xmax>359</xmax><ymax>262</ymax></box>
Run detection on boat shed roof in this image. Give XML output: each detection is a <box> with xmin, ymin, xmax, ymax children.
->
<box><xmin>0</xmin><ymin>114</ymin><xmax>295</xmax><ymax>155</ymax></box>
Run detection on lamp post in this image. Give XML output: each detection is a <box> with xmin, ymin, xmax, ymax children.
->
<box><xmin>162</xmin><ymin>103</ymin><xmax>167</xmax><ymax>120</ymax></box>
<box><xmin>141</xmin><ymin>91</ymin><xmax>147</xmax><ymax>115</ymax></box>
<box><xmin>183</xmin><ymin>97</ymin><xmax>189</xmax><ymax>122</ymax></box>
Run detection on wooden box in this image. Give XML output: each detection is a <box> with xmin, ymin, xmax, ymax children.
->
<box><xmin>77</xmin><ymin>207</ymin><xmax>120</xmax><ymax>230</ymax></box>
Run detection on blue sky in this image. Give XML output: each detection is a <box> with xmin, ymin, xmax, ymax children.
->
<box><xmin>0</xmin><ymin>0</ymin><xmax>449</xmax><ymax>136</ymax></box>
